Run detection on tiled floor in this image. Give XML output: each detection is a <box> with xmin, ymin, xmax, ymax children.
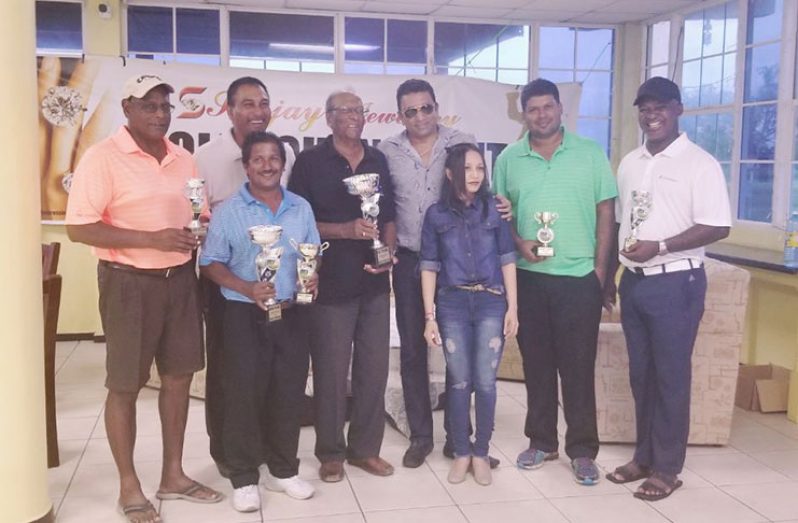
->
<box><xmin>49</xmin><ymin>340</ymin><xmax>798</xmax><ymax>523</ymax></box>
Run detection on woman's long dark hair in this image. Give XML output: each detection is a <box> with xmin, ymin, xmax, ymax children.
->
<box><xmin>441</xmin><ymin>142</ymin><xmax>491</xmax><ymax>219</ymax></box>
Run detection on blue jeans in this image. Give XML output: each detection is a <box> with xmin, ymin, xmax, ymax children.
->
<box><xmin>437</xmin><ymin>287</ymin><xmax>506</xmax><ymax>458</ymax></box>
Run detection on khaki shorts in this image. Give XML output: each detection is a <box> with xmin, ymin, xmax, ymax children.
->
<box><xmin>98</xmin><ymin>260</ymin><xmax>205</xmax><ymax>393</ymax></box>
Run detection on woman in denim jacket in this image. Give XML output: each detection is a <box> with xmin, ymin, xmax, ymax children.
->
<box><xmin>420</xmin><ymin>143</ymin><xmax>518</xmax><ymax>486</ymax></box>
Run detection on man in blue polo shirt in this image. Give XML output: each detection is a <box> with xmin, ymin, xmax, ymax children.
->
<box><xmin>200</xmin><ymin>131</ymin><xmax>319</xmax><ymax>513</ymax></box>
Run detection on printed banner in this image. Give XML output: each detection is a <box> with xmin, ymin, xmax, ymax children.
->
<box><xmin>38</xmin><ymin>56</ymin><xmax>581</xmax><ymax>222</ymax></box>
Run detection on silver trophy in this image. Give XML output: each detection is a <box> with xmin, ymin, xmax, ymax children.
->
<box><xmin>534</xmin><ymin>211</ymin><xmax>558</xmax><ymax>257</ymax></box>
<box><xmin>249</xmin><ymin>224</ymin><xmax>284</xmax><ymax>321</ymax></box>
<box><xmin>342</xmin><ymin>173</ymin><xmax>392</xmax><ymax>268</ymax></box>
<box><xmin>184</xmin><ymin>178</ymin><xmax>207</xmax><ymax>237</ymax></box>
<box><xmin>624</xmin><ymin>190</ymin><xmax>653</xmax><ymax>251</ymax></box>
<box><xmin>290</xmin><ymin>240</ymin><xmax>330</xmax><ymax>304</ymax></box>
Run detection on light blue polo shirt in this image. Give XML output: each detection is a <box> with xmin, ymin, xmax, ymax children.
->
<box><xmin>200</xmin><ymin>183</ymin><xmax>320</xmax><ymax>303</ymax></box>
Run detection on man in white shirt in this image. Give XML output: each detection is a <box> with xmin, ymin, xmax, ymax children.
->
<box><xmin>606</xmin><ymin>77</ymin><xmax>731</xmax><ymax>502</ymax></box>
<box><xmin>194</xmin><ymin>76</ymin><xmax>295</xmax><ymax>476</ymax></box>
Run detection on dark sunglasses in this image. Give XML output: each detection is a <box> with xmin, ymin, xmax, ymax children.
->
<box><xmin>402</xmin><ymin>103</ymin><xmax>436</xmax><ymax>119</ymax></box>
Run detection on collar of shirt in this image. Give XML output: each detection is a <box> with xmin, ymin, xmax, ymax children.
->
<box><xmin>238</xmin><ymin>182</ymin><xmax>299</xmax><ymax>218</ymax></box>
<box><xmin>638</xmin><ymin>132</ymin><xmax>690</xmax><ymax>159</ymax></box>
<box><xmin>223</xmin><ymin>127</ymin><xmax>243</xmax><ymax>162</ymax></box>
<box><xmin>317</xmin><ymin>134</ymin><xmax>383</xmax><ymax>165</ymax></box>
<box><xmin>113</xmin><ymin>125</ymin><xmax>181</xmax><ymax>166</ymax></box>
<box><xmin>515</xmin><ymin>127</ymin><xmax>572</xmax><ymax>160</ymax></box>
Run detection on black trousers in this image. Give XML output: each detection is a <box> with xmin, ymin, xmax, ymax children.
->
<box><xmin>223</xmin><ymin>301</ymin><xmax>310</xmax><ymax>488</ymax></box>
<box><xmin>516</xmin><ymin>269</ymin><xmax>602</xmax><ymax>460</ymax></box>
<box><xmin>201</xmin><ymin>276</ymin><xmax>226</xmax><ymax>466</ymax></box>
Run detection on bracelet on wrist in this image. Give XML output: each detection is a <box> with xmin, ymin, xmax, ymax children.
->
<box><xmin>424</xmin><ymin>311</ymin><xmax>435</xmax><ymax>321</ymax></box>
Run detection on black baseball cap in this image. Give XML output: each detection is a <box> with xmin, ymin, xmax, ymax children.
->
<box><xmin>633</xmin><ymin>76</ymin><xmax>681</xmax><ymax>106</ymax></box>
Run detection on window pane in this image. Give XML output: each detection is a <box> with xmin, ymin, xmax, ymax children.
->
<box><xmin>738</xmin><ymin>163</ymin><xmax>773</xmax><ymax>222</ymax></box>
<box><xmin>746</xmin><ymin>0</ymin><xmax>783</xmax><ymax>45</ymax></box>
<box><xmin>300</xmin><ymin>62</ymin><xmax>334</xmax><ymax>73</ymax></box>
<box><xmin>128</xmin><ymin>6</ymin><xmax>172</xmax><ymax>53</ymax></box>
<box><xmin>230</xmin><ymin>57</ymin><xmax>263</xmax><ymax>69</ymax></box>
<box><xmin>577</xmin><ymin>118</ymin><xmax>610</xmax><ymax>155</ymax></box>
<box><xmin>721</xmin><ymin>53</ymin><xmax>736</xmax><ymax>104</ymax></box>
<box><xmin>467</xmin><ymin>68</ymin><xmax>496</xmax><ymax>82</ymax></box>
<box><xmin>345</xmin><ymin>17</ymin><xmax>383</xmax><ymax>62</ymax></box>
<box><xmin>344</xmin><ymin>62</ymin><xmax>383</xmax><ymax>74</ymax></box>
<box><xmin>435</xmin><ymin>22</ymin><xmax>466</xmax><ymax>69</ymax></box>
<box><xmin>681</xmin><ymin>59</ymin><xmax>702</xmax><ymax>109</ymax></box>
<box><xmin>700</xmin><ymin>55</ymin><xmax>723</xmax><ymax>106</ymax></box>
<box><xmin>436</xmin><ymin>66</ymin><xmax>463</xmax><ymax>77</ymax></box>
<box><xmin>724</xmin><ymin>1</ymin><xmax>739</xmax><ymax>52</ymax></box>
<box><xmin>792</xmin><ymin>164</ymin><xmax>798</xmax><ymax>215</ymax></box>
<box><xmin>497</xmin><ymin>69</ymin><xmax>529</xmax><ymax>85</ymax></box>
<box><xmin>741</xmin><ymin>103</ymin><xmax>777</xmax><ymax>160</ymax></box>
<box><xmin>577</xmin><ymin>28</ymin><xmax>613</xmax><ymax>70</ymax></box>
<box><xmin>36</xmin><ymin>1</ymin><xmax>82</xmax><ymax>51</ymax></box>
<box><xmin>683</xmin><ymin>10</ymin><xmax>704</xmax><ymax>61</ymax></box>
<box><xmin>176</xmin><ymin>9</ymin><xmax>219</xmax><ymax>55</ymax></box>
<box><xmin>230</xmin><ymin>12</ymin><xmax>334</xmax><ymax>60</ymax></box>
<box><xmin>387</xmin><ymin>20</ymin><xmax>426</xmax><ymax>64</ymax></box>
<box><xmin>577</xmin><ymin>70</ymin><xmax>611</xmax><ymax>117</ymax></box>
<box><xmin>498</xmin><ymin>26</ymin><xmax>529</xmax><ymax>69</ymax></box>
<box><xmin>648</xmin><ymin>21</ymin><xmax>670</xmax><ymax>66</ymax></box>
<box><xmin>266</xmin><ymin>60</ymin><xmax>300</xmax><ymax>72</ymax></box>
<box><xmin>538</xmin><ymin>69</ymin><xmax>574</xmax><ymax>83</ymax></box>
<box><xmin>681</xmin><ymin>114</ymin><xmax>698</xmax><ymax>141</ymax></box>
<box><xmin>649</xmin><ymin>64</ymin><xmax>668</xmax><ymax>78</ymax></box>
<box><xmin>744</xmin><ymin>43</ymin><xmax>780</xmax><ymax>102</ymax></box>
<box><xmin>694</xmin><ymin>113</ymin><xmax>718</xmax><ymax>154</ymax></box>
<box><xmin>716</xmin><ymin>112</ymin><xmax>734</xmax><ymax>161</ymax></box>
<box><xmin>702</xmin><ymin>4</ymin><xmax>726</xmax><ymax>57</ymax></box>
<box><xmin>539</xmin><ymin>27</ymin><xmax>574</xmax><ymax>69</ymax></box>
<box><xmin>175</xmin><ymin>55</ymin><xmax>220</xmax><ymax>66</ymax></box>
<box><xmin>386</xmin><ymin>64</ymin><xmax>426</xmax><ymax>75</ymax></box>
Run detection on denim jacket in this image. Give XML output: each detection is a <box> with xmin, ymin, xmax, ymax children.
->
<box><xmin>419</xmin><ymin>196</ymin><xmax>516</xmax><ymax>292</ymax></box>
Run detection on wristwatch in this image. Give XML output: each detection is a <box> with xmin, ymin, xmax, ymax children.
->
<box><xmin>658</xmin><ymin>240</ymin><xmax>669</xmax><ymax>255</ymax></box>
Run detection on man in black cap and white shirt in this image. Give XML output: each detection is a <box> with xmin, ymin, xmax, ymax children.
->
<box><xmin>605</xmin><ymin>77</ymin><xmax>731</xmax><ymax>502</ymax></box>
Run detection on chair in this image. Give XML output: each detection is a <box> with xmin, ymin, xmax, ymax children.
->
<box><xmin>42</xmin><ymin>242</ymin><xmax>62</xmax><ymax>467</ymax></box>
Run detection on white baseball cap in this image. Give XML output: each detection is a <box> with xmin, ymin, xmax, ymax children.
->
<box><xmin>121</xmin><ymin>74</ymin><xmax>175</xmax><ymax>100</ymax></box>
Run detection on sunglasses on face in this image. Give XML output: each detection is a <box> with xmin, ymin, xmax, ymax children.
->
<box><xmin>402</xmin><ymin>103</ymin><xmax>436</xmax><ymax>119</ymax></box>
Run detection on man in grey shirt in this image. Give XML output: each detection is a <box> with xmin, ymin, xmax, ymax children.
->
<box><xmin>379</xmin><ymin>79</ymin><xmax>504</xmax><ymax>468</ymax></box>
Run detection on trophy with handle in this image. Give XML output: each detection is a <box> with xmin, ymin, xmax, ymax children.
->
<box><xmin>249</xmin><ymin>224</ymin><xmax>284</xmax><ymax>321</ymax></box>
<box><xmin>342</xmin><ymin>173</ymin><xmax>392</xmax><ymax>268</ymax></box>
<box><xmin>624</xmin><ymin>190</ymin><xmax>653</xmax><ymax>251</ymax></box>
<box><xmin>184</xmin><ymin>178</ymin><xmax>207</xmax><ymax>237</ymax></box>
<box><xmin>533</xmin><ymin>211</ymin><xmax>558</xmax><ymax>257</ymax></box>
<box><xmin>290</xmin><ymin>240</ymin><xmax>330</xmax><ymax>304</ymax></box>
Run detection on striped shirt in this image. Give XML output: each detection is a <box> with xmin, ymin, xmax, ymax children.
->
<box><xmin>199</xmin><ymin>183</ymin><xmax>320</xmax><ymax>303</ymax></box>
<box><xmin>492</xmin><ymin>128</ymin><xmax>618</xmax><ymax>277</ymax></box>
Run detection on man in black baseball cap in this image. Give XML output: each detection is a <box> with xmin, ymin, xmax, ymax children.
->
<box><xmin>633</xmin><ymin>76</ymin><xmax>681</xmax><ymax>106</ymax></box>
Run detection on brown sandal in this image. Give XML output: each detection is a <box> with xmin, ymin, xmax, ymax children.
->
<box><xmin>605</xmin><ymin>461</ymin><xmax>651</xmax><ymax>484</ymax></box>
<box><xmin>633</xmin><ymin>472</ymin><xmax>683</xmax><ymax>501</ymax></box>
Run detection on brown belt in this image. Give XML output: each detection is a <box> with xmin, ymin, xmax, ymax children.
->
<box><xmin>100</xmin><ymin>259</ymin><xmax>192</xmax><ymax>279</ymax></box>
<box><xmin>453</xmin><ymin>283</ymin><xmax>503</xmax><ymax>296</ymax></box>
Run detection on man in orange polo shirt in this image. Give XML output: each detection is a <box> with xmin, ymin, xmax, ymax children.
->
<box><xmin>66</xmin><ymin>74</ymin><xmax>223</xmax><ymax>523</ymax></box>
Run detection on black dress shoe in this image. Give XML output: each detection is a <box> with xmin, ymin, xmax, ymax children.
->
<box><xmin>442</xmin><ymin>442</ymin><xmax>500</xmax><ymax>469</ymax></box>
<box><xmin>402</xmin><ymin>442</ymin><xmax>433</xmax><ymax>468</ymax></box>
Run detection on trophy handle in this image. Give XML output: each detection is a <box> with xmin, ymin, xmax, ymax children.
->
<box><xmin>319</xmin><ymin>241</ymin><xmax>330</xmax><ymax>253</ymax></box>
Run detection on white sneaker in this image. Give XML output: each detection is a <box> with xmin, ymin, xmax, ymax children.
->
<box><xmin>260</xmin><ymin>468</ymin><xmax>315</xmax><ymax>500</ymax></box>
<box><xmin>232</xmin><ymin>484</ymin><xmax>260</xmax><ymax>512</ymax></box>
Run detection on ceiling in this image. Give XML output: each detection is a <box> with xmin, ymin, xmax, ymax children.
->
<box><xmin>191</xmin><ymin>0</ymin><xmax>709</xmax><ymax>24</ymax></box>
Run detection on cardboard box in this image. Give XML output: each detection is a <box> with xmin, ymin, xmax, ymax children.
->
<box><xmin>735</xmin><ymin>364</ymin><xmax>791</xmax><ymax>412</ymax></box>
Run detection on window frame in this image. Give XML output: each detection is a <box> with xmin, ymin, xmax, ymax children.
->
<box><xmin>35</xmin><ymin>0</ymin><xmax>83</xmax><ymax>56</ymax></box>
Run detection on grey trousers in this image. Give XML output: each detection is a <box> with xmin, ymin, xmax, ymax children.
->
<box><xmin>310</xmin><ymin>292</ymin><xmax>390</xmax><ymax>463</ymax></box>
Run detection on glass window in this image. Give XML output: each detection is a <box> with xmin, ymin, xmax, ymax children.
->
<box><xmin>176</xmin><ymin>9</ymin><xmax>220</xmax><ymax>55</ymax></box>
<box><xmin>345</xmin><ymin>17</ymin><xmax>383</xmax><ymax>63</ymax></box>
<box><xmin>577</xmin><ymin>70</ymin><xmax>611</xmax><ymax>117</ymax></box>
<box><xmin>128</xmin><ymin>5</ymin><xmax>172</xmax><ymax>54</ymax></box>
<box><xmin>746</xmin><ymin>0</ymin><xmax>783</xmax><ymax>44</ymax></box>
<box><xmin>738</xmin><ymin>163</ymin><xmax>774</xmax><ymax>221</ymax></box>
<box><xmin>577</xmin><ymin>119</ymin><xmax>610</xmax><ymax>152</ymax></box>
<box><xmin>537</xmin><ymin>69</ymin><xmax>575</xmax><ymax>83</ymax></box>
<box><xmin>741</xmin><ymin>103</ymin><xmax>777</xmax><ymax>160</ymax></box>
<box><xmin>744</xmin><ymin>43</ymin><xmax>781</xmax><ymax>102</ymax></box>
<box><xmin>699</xmin><ymin>55</ymin><xmax>723</xmax><ymax>107</ymax></box>
<box><xmin>387</xmin><ymin>20</ymin><xmax>426</xmax><ymax>64</ymax></box>
<box><xmin>722</xmin><ymin>53</ymin><xmax>736</xmax><ymax>104</ymax></box>
<box><xmin>36</xmin><ymin>1</ymin><xmax>82</xmax><ymax>52</ymax></box>
<box><xmin>539</xmin><ymin>27</ymin><xmax>575</xmax><ymax>69</ymax></box>
<box><xmin>683</xmin><ymin>10</ymin><xmax>704</xmax><ymax>61</ymax></box>
<box><xmin>681</xmin><ymin>59</ymin><xmax>702</xmax><ymax>109</ymax></box>
<box><xmin>649</xmin><ymin>64</ymin><xmax>668</xmax><ymax>78</ymax></box>
<box><xmin>576</xmin><ymin>29</ymin><xmax>612</xmax><ymax>70</ymax></box>
<box><xmin>434</xmin><ymin>22</ymin><xmax>527</xmax><ymax>83</ymax></box>
<box><xmin>647</xmin><ymin>21</ymin><xmax>670</xmax><ymax>66</ymax></box>
<box><xmin>230</xmin><ymin>12</ymin><xmax>334</xmax><ymax>60</ymax></box>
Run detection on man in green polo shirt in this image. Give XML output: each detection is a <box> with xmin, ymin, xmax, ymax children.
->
<box><xmin>492</xmin><ymin>78</ymin><xmax>617</xmax><ymax>485</ymax></box>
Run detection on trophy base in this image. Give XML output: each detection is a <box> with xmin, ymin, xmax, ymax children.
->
<box><xmin>296</xmin><ymin>292</ymin><xmax>314</xmax><ymax>305</ymax></box>
<box><xmin>188</xmin><ymin>221</ymin><xmax>207</xmax><ymax>238</ymax></box>
<box><xmin>373</xmin><ymin>245</ymin><xmax>393</xmax><ymax>268</ymax></box>
<box><xmin>266</xmin><ymin>303</ymin><xmax>282</xmax><ymax>322</ymax></box>
<box><xmin>535</xmin><ymin>246</ymin><xmax>555</xmax><ymax>257</ymax></box>
<box><xmin>623</xmin><ymin>237</ymin><xmax>637</xmax><ymax>251</ymax></box>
